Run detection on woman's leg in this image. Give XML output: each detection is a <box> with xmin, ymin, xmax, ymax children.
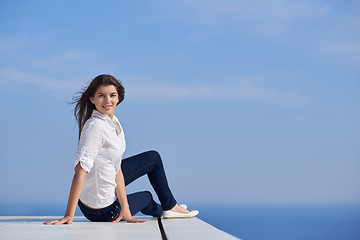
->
<box><xmin>78</xmin><ymin>199</ymin><xmax>120</xmax><ymax>222</ymax></box>
<box><xmin>121</xmin><ymin>150</ymin><xmax>177</xmax><ymax>210</ymax></box>
<box><xmin>127</xmin><ymin>191</ymin><xmax>163</xmax><ymax>217</ymax></box>
<box><xmin>78</xmin><ymin>191</ymin><xmax>162</xmax><ymax>221</ymax></box>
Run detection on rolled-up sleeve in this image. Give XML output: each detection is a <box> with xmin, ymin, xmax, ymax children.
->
<box><xmin>74</xmin><ymin>120</ymin><xmax>104</xmax><ymax>172</ymax></box>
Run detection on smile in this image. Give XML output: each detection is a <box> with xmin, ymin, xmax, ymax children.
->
<box><xmin>103</xmin><ymin>105</ymin><xmax>113</xmax><ymax>110</ymax></box>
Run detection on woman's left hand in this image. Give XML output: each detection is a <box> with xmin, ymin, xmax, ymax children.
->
<box><xmin>112</xmin><ymin>207</ymin><xmax>146</xmax><ymax>223</ymax></box>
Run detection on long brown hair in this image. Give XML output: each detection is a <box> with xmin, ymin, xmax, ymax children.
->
<box><xmin>72</xmin><ymin>74</ymin><xmax>125</xmax><ymax>139</ymax></box>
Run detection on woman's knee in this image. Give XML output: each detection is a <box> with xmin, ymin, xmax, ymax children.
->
<box><xmin>145</xmin><ymin>150</ymin><xmax>162</xmax><ymax>162</ymax></box>
<box><xmin>140</xmin><ymin>191</ymin><xmax>153</xmax><ymax>202</ymax></box>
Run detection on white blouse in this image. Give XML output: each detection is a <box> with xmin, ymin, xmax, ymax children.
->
<box><xmin>74</xmin><ymin>110</ymin><xmax>126</xmax><ymax>208</ymax></box>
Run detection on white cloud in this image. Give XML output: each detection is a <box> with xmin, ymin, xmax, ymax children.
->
<box><xmin>319</xmin><ymin>16</ymin><xmax>360</xmax><ymax>66</ymax></box>
<box><xmin>0</xmin><ymin>69</ymin><xmax>309</xmax><ymax>106</ymax></box>
<box><xmin>0</xmin><ymin>35</ymin><xmax>114</xmax><ymax>74</ymax></box>
<box><xmin>322</xmin><ymin>41</ymin><xmax>360</xmax><ymax>66</ymax></box>
<box><xmin>176</xmin><ymin>0</ymin><xmax>332</xmax><ymax>20</ymax></box>
<box><xmin>29</xmin><ymin>50</ymin><xmax>98</xmax><ymax>72</ymax></box>
<box><xmin>0</xmin><ymin>39</ymin><xmax>24</xmax><ymax>52</ymax></box>
<box><xmin>0</xmin><ymin>41</ymin><xmax>119</xmax><ymax>89</ymax></box>
<box><xmin>126</xmin><ymin>79</ymin><xmax>309</xmax><ymax>105</ymax></box>
<box><xmin>156</xmin><ymin>0</ymin><xmax>333</xmax><ymax>35</ymax></box>
<box><xmin>0</xmin><ymin>35</ymin><xmax>50</xmax><ymax>53</ymax></box>
<box><xmin>0</xmin><ymin>69</ymin><xmax>81</xmax><ymax>91</ymax></box>
<box><xmin>157</xmin><ymin>0</ymin><xmax>360</xmax><ymax>66</ymax></box>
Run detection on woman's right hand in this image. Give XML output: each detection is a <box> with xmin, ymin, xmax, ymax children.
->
<box><xmin>44</xmin><ymin>164</ymin><xmax>87</xmax><ymax>226</ymax></box>
<box><xmin>43</xmin><ymin>216</ymin><xmax>73</xmax><ymax>225</ymax></box>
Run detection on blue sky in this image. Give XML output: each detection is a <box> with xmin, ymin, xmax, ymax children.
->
<box><xmin>0</xmin><ymin>0</ymin><xmax>359</xmax><ymax>205</ymax></box>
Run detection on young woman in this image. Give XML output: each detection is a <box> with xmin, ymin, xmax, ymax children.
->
<box><xmin>44</xmin><ymin>74</ymin><xmax>198</xmax><ymax>224</ymax></box>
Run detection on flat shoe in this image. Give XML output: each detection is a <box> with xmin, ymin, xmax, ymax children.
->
<box><xmin>163</xmin><ymin>209</ymin><xmax>199</xmax><ymax>219</ymax></box>
<box><xmin>179</xmin><ymin>204</ymin><xmax>188</xmax><ymax>210</ymax></box>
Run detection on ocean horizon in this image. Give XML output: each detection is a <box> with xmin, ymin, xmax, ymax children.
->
<box><xmin>1</xmin><ymin>202</ymin><xmax>359</xmax><ymax>240</ymax></box>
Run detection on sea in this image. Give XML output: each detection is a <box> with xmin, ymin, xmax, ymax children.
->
<box><xmin>1</xmin><ymin>202</ymin><xmax>360</xmax><ymax>240</ymax></box>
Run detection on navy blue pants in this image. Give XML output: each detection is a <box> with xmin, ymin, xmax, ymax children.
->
<box><xmin>78</xmin><ymin>150</ymin><xmax>177</xmax><ymax>222</ymax></box>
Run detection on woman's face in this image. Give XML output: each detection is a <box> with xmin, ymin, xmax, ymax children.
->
<box><xmin>90</xmin><ymin>85</ymin><xmax>119</xmax><ymax>119</ymax></box>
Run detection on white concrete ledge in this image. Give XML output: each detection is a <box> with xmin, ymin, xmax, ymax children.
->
<box><xmin>0</xmin><ymin>216</ymin><xmax>240</xmax><ymax>240</ymax></box>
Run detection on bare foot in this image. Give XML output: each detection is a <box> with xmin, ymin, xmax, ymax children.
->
<box><xmin>169</xmin><ymin>204</ymin><xmax>191</xmax><ymax>214</ymax></box>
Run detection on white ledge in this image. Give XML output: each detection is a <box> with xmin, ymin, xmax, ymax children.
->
<box><xmin>0</xmin><ymin>216</ymin><xmax>241</xmax><ymax>240</ymax></box>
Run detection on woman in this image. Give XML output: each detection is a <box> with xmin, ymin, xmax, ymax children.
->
<box><xmin>44</xmin><ymin>74</ymin><xmax>198</xmax><ymax>224</ymax></box>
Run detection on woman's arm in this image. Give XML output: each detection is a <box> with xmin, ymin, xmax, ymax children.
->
<box><xmin>44</xmin><ymin>163</ymin><xmax>87</xmax><ymax>225</ymax></box>
<box><xmin>112</xmin><ymin>169</ymin><xmax>145</xmax><ymax>223</ymax></box>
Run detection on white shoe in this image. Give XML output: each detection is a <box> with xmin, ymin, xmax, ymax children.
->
<box><xmin>163</xmin><ymin>209</ymin><xmax>199</xmax><ymax>219</ymax></box>
<box><xmin>179</xmin><ymin>204</ymin><xmax>188</xmax><ymax>210</ymax></box>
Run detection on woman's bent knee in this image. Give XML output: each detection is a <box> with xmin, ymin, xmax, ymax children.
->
<box><xmin>140</xmin><ymin>191</ymin><xmax>152</xmax><ymax>202</ymax></box>
<box><xmin>146</xmin><ymin>150</ymin><xmax>161</xmax><ymax>161</ymax></box>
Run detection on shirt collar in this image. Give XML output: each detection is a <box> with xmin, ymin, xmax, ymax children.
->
<box><xmin>92</xmin><ymin>110</ymin><xmax>122</xmax><ymax>135</ymax></box>
<box><xmin>92</xmin><ymin>110</ymin><xmax>115</xmax><ymax>122</ymax></box>
<box><xmin>112</xmin><ymin>114</ymin><xmax>119</xmax><ymax>124</ymax></box>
